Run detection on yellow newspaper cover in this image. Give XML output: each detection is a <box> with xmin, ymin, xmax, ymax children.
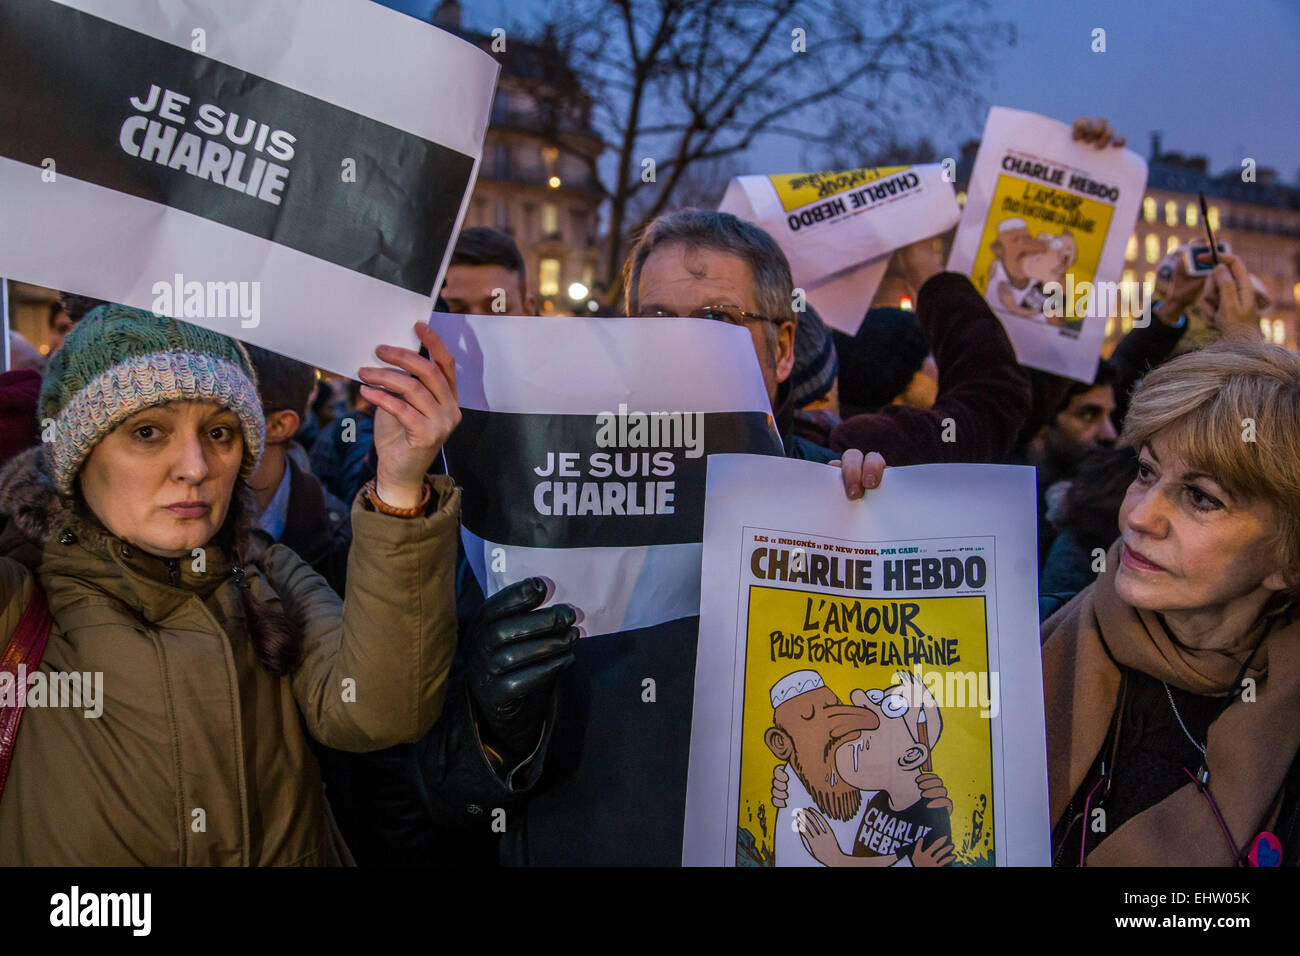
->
<box><xmin>735</xmin><ymin>536</ymin><xmax>996</xmax><ymax>867</ymax></box>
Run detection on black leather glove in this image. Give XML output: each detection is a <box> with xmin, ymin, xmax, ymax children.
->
<box><xmin>466</xmin><ymin>577</ymin><xmax>578</xmax><ymax>768</ymax></box>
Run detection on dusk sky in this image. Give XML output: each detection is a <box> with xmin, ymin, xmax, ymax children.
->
<box><xmin>376</xmin><ymin>0</ymin><xmax>1300</xmax><ymax>180</ymax></box>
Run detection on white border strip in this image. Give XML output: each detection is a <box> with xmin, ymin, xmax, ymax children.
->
<box><xmin>429</xmin><ymin>312</ymin><xmax>776</xmax><ymax>416</ymax></box>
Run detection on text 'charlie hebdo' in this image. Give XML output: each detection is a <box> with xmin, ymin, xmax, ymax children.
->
<box><xmin>533</xmin><ymin>405</ymin><xmax>703</xmax><ymax>516</ymax></box>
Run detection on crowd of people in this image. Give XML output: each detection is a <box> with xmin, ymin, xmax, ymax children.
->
<box><xmin>0</xmin><ymin>117</ymin><xmax>1297</xmax><ymax>867</ymax></box>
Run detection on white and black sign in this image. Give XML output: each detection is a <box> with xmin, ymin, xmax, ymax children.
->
<box><xmin>0</xmin><ymin>0</ymin><xmax>498</xmax><ymax>376</ymax></box>
<box><xmin>429</xmin><ymin>312</ymin><xmax>786</xmax><ymax>638</ymax></box>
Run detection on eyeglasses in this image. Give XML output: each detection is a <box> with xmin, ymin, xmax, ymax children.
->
<box><xmin>640</xmin><ymin>305</ymin><xmax>780</xmax><ymax>326</ymax></box>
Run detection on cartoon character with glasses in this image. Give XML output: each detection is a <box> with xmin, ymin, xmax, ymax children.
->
<box><xmin>774</xmin><ymin>670</ymin><xmax>955</xmax><ymax>867</ymax></box>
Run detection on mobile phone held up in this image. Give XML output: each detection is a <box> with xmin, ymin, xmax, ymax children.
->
<box><xmin>1183</xmin><ymin>241</ymin><xmax>1231</xmax><ymax>276</ymax></box>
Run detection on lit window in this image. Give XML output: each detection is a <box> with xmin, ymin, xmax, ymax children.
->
<box><xmin>1144</xmin><ymin>271</ymin><xmax>1156</xmax><ymax>290</ymax></box>
<box><xmin>1208</xmin><ymin>206</ymin><xmax>1220</xmax><ymax>231</ymax></box>
<box><xmin>1143</xmin><ymin>197</ymin><xmax>1156</xmax><ymax>222</ymax></box>
<box><xmin>1105</xmin><ymin>316</ymin><xmax>1116</xmax><ymax>338</ymax></box>
<box><xmin>1273</xmin><ymin>319</ymin><xmax>1286</xmax><ymax>345</ymax></box>
<box><xmin>1122</xmin><ymin>269</ymin><xmax>1136</xmax><ymax>286</ymax></box>
<box><xmin>539</xmin><ymin>258</ymin><xmax>560</xmax><ymax>297</ymax></box>
<box><xmin>542</xmin><ymin>202</ymin><xmax>558</xmax><ymax>236</ymax></box>
<box><xmin>1260</xmin><ymin>318</ymin><xmax>1271</xmax><ymax>339</ymax></box>
<box><xmin>956</xmin><ymin>191</ymin><xmax>966</xmax><ymax>207</ymax></box>
<box><xmin>1144</xmin><ymin>235</ymin><xmax>1159</xmax><ymax>263</ymax></box>
<box><xmin>1292</xmin><ymin>282</ymin><xmax>1300</xmax><ymax>304</ymax></box>
<box><xmin>1165</xmin><ymin>201</ymin><xmax>1177</xmax><ymax>227</ymax></box>
<box><xmin>1121</xmin><ymin>315</ymin><xmax>1133</xmax><ymax>334</ymax></box>
<box><xmin>1125</xmin><ymin>234</ymin><xmax>1137</xmax><ymax>261</ymax></box>
<box><xmin>1186</xmin><ymin>204</ymin><xmax>1198</xmax><ymax>227</ymax></box>
<box><xmin>1166</xmin><ymin>235</ymin><xmax>1179</xmax><ymax>255</ymax></box>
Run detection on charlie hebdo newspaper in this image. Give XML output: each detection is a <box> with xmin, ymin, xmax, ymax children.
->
<box><xmin>947</xmin><ymin>107</ymin><xmax>1147</xmax><ymax>383</ymax></box>
<box><xmin>683</xmin><ymin>456</ymin><xmax>1049</xmax><ymax>867</ymax></box>
<box><xmin>719</xmin><ymin>164</ymin><xmax>959</xmax><ymax>335</ymax></box>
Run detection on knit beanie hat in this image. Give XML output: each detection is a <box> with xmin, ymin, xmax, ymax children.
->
<box><xmin>789</xmin><ymin>304</ymin><xmax>839</xmax><ymax>408</ymax></box>
<box><xmin>833</xmin><ymin>307</ymin><xmax>929</xmax><ymax>414</ymax></box>
<box><xmin>37</xmin><ymin>304</ymin><xmax>265</xmax><ymax>495</ymax></box>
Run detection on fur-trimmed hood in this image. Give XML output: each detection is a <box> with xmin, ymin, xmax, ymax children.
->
<box><xmin>0</xmin><ymin>445</ymin><xmax>267</xmax><ymax>593</ymax></box>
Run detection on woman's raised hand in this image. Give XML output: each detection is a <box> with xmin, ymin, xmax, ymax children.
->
<box><xmin>358</xmin><ymin>321</ymin><xmax>461</xmax><ymax>509</ymax></box>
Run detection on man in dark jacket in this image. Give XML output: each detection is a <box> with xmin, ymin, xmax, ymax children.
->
<box><xmin>419</xmin><ymin>211</ymin><xmax>895</xmax><ymax>865</ymax></box>
<box><xmin>244</xmin><ymin>346</ymin><xmax>352</xmax><ymax>595</ymax></box>
<box><xmin>342</xmin><ymin>215</ymin><xmax>886</xmax><ymax>865</ymax></box>
<box><xmin>828</xmin><ymin>242</ymin><xmax>1031</xmax><ymax>465</ymax></box>
<box><xmin>309</xmin><ymin>381</ymin><xmax>376</xmax><ymax>506</ymax></box>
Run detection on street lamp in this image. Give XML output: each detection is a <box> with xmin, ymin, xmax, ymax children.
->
<box><xmin>568</xmin><ymin>281</ymin><xmax>589</xmax><ymax>301</ymax></box>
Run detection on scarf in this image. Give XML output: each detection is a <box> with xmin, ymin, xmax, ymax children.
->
<box><xmin>1041</xmin><ymin>540</ymin><xmax>1300</xmax><ymax>865</ymax></box>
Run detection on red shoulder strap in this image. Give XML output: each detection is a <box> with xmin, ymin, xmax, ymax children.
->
<box><xmin>0</xmin><ymin>584</ymin><xmax>53</xmax><ymax>803</ymax></box>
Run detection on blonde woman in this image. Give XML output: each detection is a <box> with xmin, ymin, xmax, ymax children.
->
<box><xmin>1044</xmin><ymin>336</ymin><xmax>1300</xmax><ymax>865</ymax></box>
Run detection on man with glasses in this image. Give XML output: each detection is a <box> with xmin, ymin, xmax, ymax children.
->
<box><xmin>625</xmin><ymin>208</ymin><xmax>885</xmax><ymax>499</ymax></box>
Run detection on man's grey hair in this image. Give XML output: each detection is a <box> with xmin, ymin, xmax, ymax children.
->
<box><xmin>623</xmin><ymin>209</ymin><xmax>798</xmax><ymax>353</ymax></box>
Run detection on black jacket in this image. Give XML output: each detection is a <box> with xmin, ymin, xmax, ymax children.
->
<box><xmin>1109</xmin><ymin>312</ymin><xmax>1187</xmax><ymax>430</ymax></box>
<box><xmin>321</xmin><ymin>397</ymin><xmax>836</xmax><ymax>865</ymax></box>
<box><xmin>276</xmin><ymin>456</ymin><xmax>352</xmax><ymax>596</ymax></box>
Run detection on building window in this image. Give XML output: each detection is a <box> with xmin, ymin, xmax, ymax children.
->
<box><xmin>1186</xmin><ymin>204</ymin><xmax>1198</xmax><ymax>227</ymax></box>
<box><xmin>494</xmin><ymin>199</ymin><xmax>510</xmax><ymax>233</ymax></box>
<box><xmin>1165</xmin><ymin>201</ymin><xmax>1177</xmax><ymax>227</ymax></box>
<box><xmin>1143</xmin><ymin>197</ymin><xmax>1157</xmax><ymax>222</ymax></box>
<box><xmin>570</xmin><ymin>209</ymin><xmax>587</xmax><ymax>245</ymax></box>
<box><xmin>1125</xmin><ymin>234</ymin><xmax>1137</xmax><ymax>261</ymax></box>
<box><xmin>539</xmin><ymin>258</ymin><xmax>560</xmax><ymax>297</ymax></box>
<box><xmin>1208</xmin><ymin>206</ymin><xmax>1220</xmax><ymax>231</ymax></box>
<box><xmin>521</xmin><ymin>202</ymin><xmax>536</xmax><ymax>242</ymax></box>
<box><xmin>1272</xmin><ymin>319</ymin><xmax>1285</xmax><ymax>345</ymax></box>
<box><xmin>494</xmin><ymin>143</ymin><xmax>510</xmax><ymax>179</ymax></box>
<box><xmin>1144</xmin><ymin>271</ymin><xmax>1156</xmax><ymax>290</ymax></box>
<box><xmin>1144</xmin><ymin>235</ymin><xmax>1159</xmax><ymax>263</ymax></box>
<box><xmin>541</xmin><ymin>202</ymin><xmax>558</xmax><ymax>237</ymax></box>
<box><xmin>1122</xmin><ymin>268</ymin><xmax>1136</xmax><ymax>286</ymax></box>
<box><xmin>1166</xmin><ymin>235</ymin><xmax>1180</xmax><ymax>255</ymax></box>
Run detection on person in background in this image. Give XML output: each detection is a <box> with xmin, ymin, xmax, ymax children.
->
<box><xmin>45</xmin><ymin>301</ymin><xmax>74</xmax><ymax>356</ymax></box>
<box><xmin>1039</xmin><ymin>444</ymin><xmax>1140</xmax><ymax>612</ymax></box>
<box><xmin>828</xmin><ymin>239</ymin><xmax>1031</xmax><ymax>466</ymax></box>
<box><xmin>789</xmin><ymin>304</ymin><xmax>841</xmax><ymax>447</ymax></box>
<box><xmin>833</xmin><ymin>307</ymin><xmax>939</xmax><ymax>419</ymax></box>
<box><xmin>244</xmin><ymin>345</ymin><xmax>352</xmax><ymax>597</ymax></box>
<box><xmin>1013</xmin><ymin>360</ymin><xmax>1119</xmax><ymax>566</ymax></box>
<box><xmin>310</xmin><ymin>380</ymin><xmax>376</xmax><ymax>505</ymax></box>
<box><xmin>5</xmin><ymin>331</ymin><xmax>46</xmax><ymax>375</ymax></box>
<box><xmin>0</xmin><ymin>367</ymin><xmax>42</xmax><ymax>468</ymax></box>
<box><xmin>441</xmin><ymin>227</ymin><xmax>537</xmax><ymax>317</ymax></box>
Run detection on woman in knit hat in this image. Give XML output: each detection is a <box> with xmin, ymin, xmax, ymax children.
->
<box><xmin>1043</xmin><ymin>337</ymin><xmax>1300</xmax><ymax>865</ymax></box>
<box><xmin>0</xmin><ymin>304</ymin><xmax>463</xmax><ymax>865</ymax></box>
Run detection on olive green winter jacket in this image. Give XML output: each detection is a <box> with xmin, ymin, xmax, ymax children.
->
<box><xmin>0</xmin><ymin>447</ymin><xmax>461</xmax><ymax>865</ymax></box>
